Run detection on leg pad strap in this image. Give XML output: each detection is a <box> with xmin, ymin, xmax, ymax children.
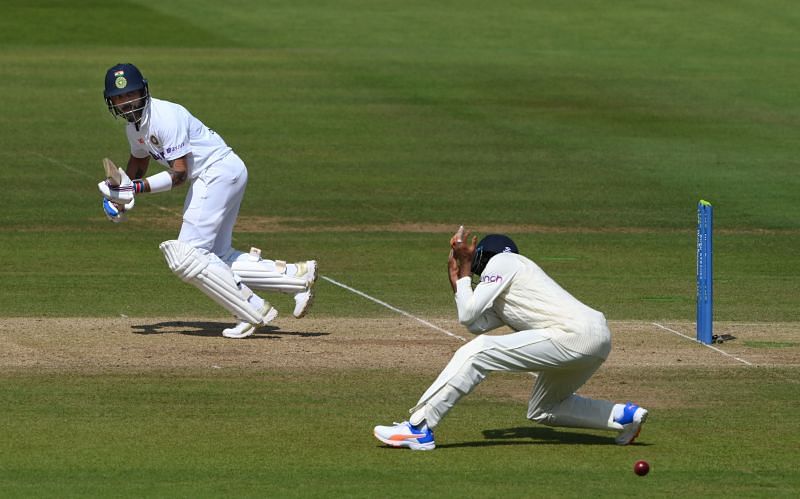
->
<box><xmin>226</xmin><ymin>249</ymin><xmax>309</xmax><ymax>293</ymax></box>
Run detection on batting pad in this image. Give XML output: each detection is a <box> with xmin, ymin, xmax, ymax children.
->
<box><xmin>159</xmin><ymin>240</ymin><xmax>265</xmax><ymax>324</ymax></box>
<box><xmin>227</xmin><ymin>251</ymin><xmax>309</xmax><ymax>294</ymax></box>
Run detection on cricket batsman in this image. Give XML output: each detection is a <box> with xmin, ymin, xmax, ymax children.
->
<box><xmin>98</xmin><ymin>63</ymin><xmax>317</xmax><ymax>338</ymax></box>
<box><xmin>374</xmin><ymin>226</ymin><xmax>648</xmax><ymax>449</ymax></box>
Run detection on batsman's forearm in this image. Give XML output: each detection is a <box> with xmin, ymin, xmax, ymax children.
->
<box><xmin>169</xmin><ymin>168</ymin><xmax>188</xmax><ymax>187</ymax></box>
<box><xmin>133</xmin><ymin>170</ymin><xmax>173</xmax><ymax>194</ymax></box>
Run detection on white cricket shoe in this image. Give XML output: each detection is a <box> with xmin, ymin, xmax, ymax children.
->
<box><xmin>292</xmin><ymin>260</ymin><xmax>317</xmax><ymax>318</ymax></box>
<box><xmin>374</xmin><ymin>421</ymin><xmax>435</xmax><ymax>451</ymax></box>
<box><xmin>222</xmin><ymin>304</ymin><xmax>278</xmax><ymax>339</ymax></box>
<box><xmin>615</xmin><ymin>402</ymin><xmax>648</xmax><ymax>445</ymax></box>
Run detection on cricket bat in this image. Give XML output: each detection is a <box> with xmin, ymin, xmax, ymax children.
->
<box><xmin>103</xmin><ymin>157</ymin><xmax>121</xmax><ymax>186</ymax></box>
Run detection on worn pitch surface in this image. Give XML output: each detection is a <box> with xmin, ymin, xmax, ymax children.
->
<box><xmin>3</xmin><ymin>318</ymin><xmax>795</xmax><ymax>376</ymax></box>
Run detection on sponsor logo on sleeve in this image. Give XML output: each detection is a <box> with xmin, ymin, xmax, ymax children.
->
<box><xmin>165</xmin><ymin>142</ymin><xmax>186</xmax><ymax>155</ymax></box>
<box><xmin>481</xmin><ymin>274</ymin><xmax>503</xmax><ymax>284</ymax></box>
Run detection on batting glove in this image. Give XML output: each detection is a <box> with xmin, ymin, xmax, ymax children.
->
<box><xmin>97</xmin><ymin>167</ymin><xmax>135</xmax><ymax>204</ymax></box>
<box><xmin>102</xmin><ymin>197</ymin><xmax>135</xmax><ymax>223</ymax></box>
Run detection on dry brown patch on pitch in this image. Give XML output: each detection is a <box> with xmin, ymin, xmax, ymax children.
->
<box><xmin>2</xmin><ymin>317</ymin><xmax>796</xmax><ymax>411</ymax></box>
<box><xmin>2</xmin><ymin>318</ymin><xmax>796</xmax><ymax>374</ymax></box>
<box><xmin>0</xmin><ymin>317</ymin><xmax>461</xmax><ymax>373</ymax></box>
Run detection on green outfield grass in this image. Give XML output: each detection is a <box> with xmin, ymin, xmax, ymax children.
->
<box><xmin>1</xmin><ymin>0</ymin><xmax>798</xmax><ymax>497</ymax></box>
<box><xmin>1</xmin><ymin>369</ymin><xmax>798</xmax><ymax>497</ymax></box>
<box><xmin>2</xmin><ymin>229</ymin><xmax>799</xmax><ymax>322</ymax></box>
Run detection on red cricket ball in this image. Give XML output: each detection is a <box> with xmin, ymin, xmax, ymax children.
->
<box><xmin>634</xmin><ymin>460</ymin><xmax>650</xmax><ymax>476</ymax></box>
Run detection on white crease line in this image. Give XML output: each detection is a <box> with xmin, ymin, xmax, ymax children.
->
<box><xmin>322</xmin><ymin>276</ymin><xmax>539</xmax><ymax>379</ymax></box>
<box><xmin>35</xmin><ymin>152</ymin><xmax>95</xmax><ymax>179</ymax></box>
<box><xmin>321</xmin><ymin>275</ymin><xmax>468</xmax><ymax>342</ymax></box>
<box><xmin>37</xmin><ymin>153</ymin><xmax>182</xmax><ymax>217</ymax></box>
<box><xmin>651</xmin><ymin>322</ymin><xmax>753</xmax><ymax>366</ymax></box>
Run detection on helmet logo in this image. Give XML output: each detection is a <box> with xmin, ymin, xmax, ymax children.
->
<box><xmin>115</xmin><ymin>76</ymin><xmax>127</xmax><ymax>89</ymax></box>
<box><xmin>502</xmin><ymin>246</ymin><xmax>513</xmax><ymax>253</ymax></box>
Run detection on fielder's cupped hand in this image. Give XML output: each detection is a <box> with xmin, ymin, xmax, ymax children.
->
<box><xmin>450</xmin><ymin>225</ymin><xmax>476</xmax><ymax>262</ymax></box>
<box><xmin>448</xmin><ymin>225</ymin><xmax>477</xmax><ymax>290</ymax></box>
<box><xmin>97</xmin><ymin>167</ymin><xmax>135</xmax><ymax>204</ymax></box>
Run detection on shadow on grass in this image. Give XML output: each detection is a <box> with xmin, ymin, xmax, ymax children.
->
<box><xmin>435</xmin><ymin>426</ymin><xmax>648</xmax><ymax>448</ymax></box>
<box><xmin>130</xmin><ymin>321</ymin><xmax>329</xmax><ymax>339</ymax></box>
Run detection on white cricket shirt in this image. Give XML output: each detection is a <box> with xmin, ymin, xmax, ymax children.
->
<box><xmin>455</xmin><ymin>252</ymin><xmax>611</xmax><ymax>357</ymax></box>
<box><xmin>125</xmin><ymin>98</ymin><xmax>232</xmax><ymax>179</ymax></box>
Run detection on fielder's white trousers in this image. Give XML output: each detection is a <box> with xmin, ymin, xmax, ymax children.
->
<box><xmin>179</xmin><ymin>152</ymin><xmax>247</xmax><ymax>257</ymax></box>
<box><xmin>410</xmin><ymin>329</ymin><xmax>618</xmax><ymax>431</ymax></box>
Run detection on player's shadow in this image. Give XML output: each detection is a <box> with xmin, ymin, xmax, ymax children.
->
<box><xmin>131</xmin><ymin>321</ymin><xmax>328</xmax><ymax>339</ymax></box>
<box><xmin>436</xmin><ymin>426</ymin><xmax>643</xmax><ymax>448</ymax></box>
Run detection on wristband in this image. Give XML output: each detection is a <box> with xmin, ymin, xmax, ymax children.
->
<box><xmin>146</xmin><ymin>171</ymin><xmax>173</xmax><ymax>193</ymax></box>
<box><xmin>133</xmin><ymin>179</ymin><xmax>145</xmax><ymax>193</ymax></box>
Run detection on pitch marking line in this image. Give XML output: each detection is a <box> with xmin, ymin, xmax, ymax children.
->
<box><xmin>322</xmin><ymin>276</ymin><xmax>541</xmax><ymax>379</ymax></box>
<box><xmin>321</xmin><ymin>276</ymin><xmax>468</xmax><ymax>342</ymax></box>
<box><xmin>651</xmin><ymin>322</ymin><xmax>753</xmax><ymax>366</ymax></box>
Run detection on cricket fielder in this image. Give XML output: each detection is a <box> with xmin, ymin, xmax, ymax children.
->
<box><xmin>374</xmin><ymin>227</ymin><xmax>648</xmax><ymax>450</ymax></box>
<box><xmin>98</xmin><ymin>63</ymin><xmax>317</xmax><ymax>338</ymax></box>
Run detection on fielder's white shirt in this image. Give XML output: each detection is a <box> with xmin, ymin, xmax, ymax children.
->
<box><xmin>125</xmin><ymin>98</ymin><xmax>232</xmax><ymax>179</ymax></box>
<box><xmin>455</xmin><ymin>253</ymin><xmax>611</xmax><ymax>357</ymax></box>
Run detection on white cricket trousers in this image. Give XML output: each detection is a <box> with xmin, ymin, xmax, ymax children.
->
<box><xmin>178</xmin><ymin>152</ymin><xmax>247</xmax><ymax>257</ymax></box>
<box><xmin>410</xmin><ymin>329</ymin><xmax>618</xmax><ymax>431</ymax></box>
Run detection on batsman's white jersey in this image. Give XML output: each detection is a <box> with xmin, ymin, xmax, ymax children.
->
<box><xmin>122</xmin><ymin>97</ymin><xmax>245</xmax><ymax>254</ymax></box>
<box><xmin>126</xmin><ymin>98</ymin><xmax>231</xmax><ymax>180</ymax></box>
<box><xmin>410</xmin><ymin>252</ymin><xmax>620</xmax><ymax>433</ymax></box>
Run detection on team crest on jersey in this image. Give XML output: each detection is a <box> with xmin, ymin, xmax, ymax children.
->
<box><xmin>150</xmin><ymin>135</ymin><xmax>160</xmax><ymax>146</ymax></box>
<box><xmin>114</xmin><ymin>76</ymin><xmax>127</xmax><ymax>89</ymax></box>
